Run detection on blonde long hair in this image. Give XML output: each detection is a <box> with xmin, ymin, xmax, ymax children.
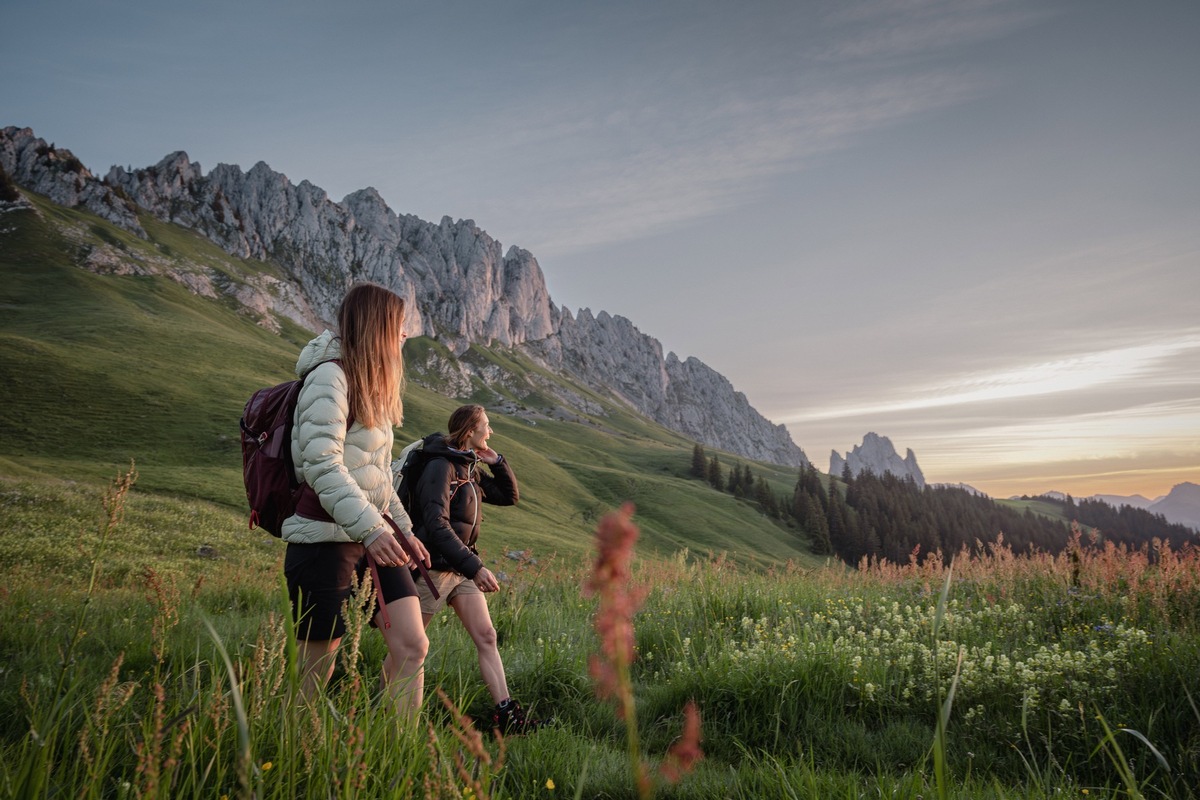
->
<box><xmin>336</xmin><ymin>283</ymin><xmax>406</xmax><ymax>429</ymax></box>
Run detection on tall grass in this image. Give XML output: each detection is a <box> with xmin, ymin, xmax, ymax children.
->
<box><xmin>2</xmin><ymin>474</ymin><xmax>1198</xmax><ymax>798</ymax></box>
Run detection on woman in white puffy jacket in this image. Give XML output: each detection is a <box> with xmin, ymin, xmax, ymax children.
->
<box><xmin>282</xmin><ymin>282</ymin><xmax>431</xmax><ymax>720</ymax></box>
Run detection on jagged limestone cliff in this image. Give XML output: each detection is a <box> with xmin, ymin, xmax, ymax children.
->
<box><xmin>2</xmin><ymin>125</ymin><xmax>808</xmax><ymax>467</ymax></box>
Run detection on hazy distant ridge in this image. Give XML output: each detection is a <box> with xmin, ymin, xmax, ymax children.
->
<box><xmin>1145</xmin><ymin>482</ymin><xmax>1200</xmax><ymax>530</ymax></box>
<box><xmin>1091</xmin><ymin>493</ymin><xmax>1156</xmax><ymax>510</ymax></box>
<box><xmin>1026</xmin><ymin>484</ymin><xmax>1200</xmax><ymax>532</ymax></box>
<box><xmin>1</xmin><ymin>126</ymin><xmax>807</xmax><ymax>467</ymax></box>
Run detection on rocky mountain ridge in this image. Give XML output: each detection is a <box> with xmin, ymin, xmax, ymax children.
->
<box><xmin>830</xmin><ymin>432</ymin><xmax>925</xmax><ymax>488</ymax></box>
<box><xmin>1</xmin><ymin>126</ymin><xmax>807</xmax><ymax>467</ymax></box>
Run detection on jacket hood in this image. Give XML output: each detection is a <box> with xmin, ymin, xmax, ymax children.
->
<box><xmin>295</xmin><ymin>330</ymin><xmax>341</xmax><ymax>377</ymax></box>
<box><xmin>421</xmin><ymin>432</ymin><xmax>477</xmax><ymax>464</ymax></box>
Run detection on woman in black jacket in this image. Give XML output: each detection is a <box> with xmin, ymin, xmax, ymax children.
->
<box><xmin>410</xmin><ymin>404</ymin><xmax>544</xmax><ymax>733</ymax></box>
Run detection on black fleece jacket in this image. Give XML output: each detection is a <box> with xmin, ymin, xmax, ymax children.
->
<box><xmin>411</xmin><ymin>433</ymin><xmax>519</xmax><ymax>578</ymax></box>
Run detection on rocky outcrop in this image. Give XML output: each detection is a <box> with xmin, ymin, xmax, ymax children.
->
<box><xmin>831</xmin><ymin>432</ymin><xmax>925</xmax><ymax>488</ymax></box>
<box><xmin>0</xmin><ymin>125</ymin><xmax>807</xmax><ymax>467</ymax></box>
<box><xmin>102</xmin><ymin>152</ymin><xmax>561</xmax><ymax>350</ymax></box>
<box><xmin>527</xmin><ymin>309</ymin><xmax>809</xmax><ymax>465</ymax></box>
<box><xmin>0</xmin><ymin>128</ymin><xmax>142</xmax><ymax>233</ymax></box>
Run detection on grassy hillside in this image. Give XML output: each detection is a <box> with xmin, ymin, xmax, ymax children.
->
<box><xmin>0</xmin><ymin>189</ymin><xmax>820</xmax><ymax>570</ymax></box>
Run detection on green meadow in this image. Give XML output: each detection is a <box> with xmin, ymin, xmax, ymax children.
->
<box><xmin>1</xmin><ymin>192</ymin><xmax>1198</xmax><ymax>797</ymax></box>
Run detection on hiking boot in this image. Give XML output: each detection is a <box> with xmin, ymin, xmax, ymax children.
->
<box><xmin>491</xmin><ymin>698</ymin><xmax>549</xmax><ymax>735</ymax></box>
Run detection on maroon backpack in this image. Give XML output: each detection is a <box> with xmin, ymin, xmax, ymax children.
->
<box><xmin>239</xmin><ymin>370</ymin><xmax>334</xmax><ymax>536</ymax></box>
<box><xmin>239</xmin><ymin>364</ymin><xmax>440</xmax><ymax>615</ymax></box>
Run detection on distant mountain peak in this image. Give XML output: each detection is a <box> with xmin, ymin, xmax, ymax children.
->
<box><xmin>1150</xmin><ymin>482</ymin><xmax>1200</xmax><ymax>532</ymax></box>
<box><xmin>830</xmin><ymin>432</ymin><xmax>925</xmax><ymax>488</ymax></box>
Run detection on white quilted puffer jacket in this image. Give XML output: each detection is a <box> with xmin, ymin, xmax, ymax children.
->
<box><xmin>281</xmin><ymin>330</ymin><xmax>413</xmax><ymax>546</ymax></box>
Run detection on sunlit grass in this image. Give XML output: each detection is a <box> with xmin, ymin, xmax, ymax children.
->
<box><xmin>2</xmin><ymin>471</ymin><xmax>1198</xmax><ymax>798</ymax></box>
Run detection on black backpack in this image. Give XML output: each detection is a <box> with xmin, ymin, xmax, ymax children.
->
<box><xmin>392</xmin><ymin>433</ymin><xmax>476</xmax><ymax>524</ymax></box>
<box><xmin>392</xmin><ymin>434</ymin><xmax>438</xmax><ymax>517</ymax></box>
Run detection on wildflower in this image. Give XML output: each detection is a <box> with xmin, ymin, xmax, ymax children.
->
<box><xmin>584</xmin><ymin>504</ymin><xmax>645</xmax><ymax>707</ymax></box>
<box><xmin>261</xmin><ymin>762</ymin><xmax>273</xmax><ymax>772</ymax></box>
<box><xmin>585</xmin><ymin>505</ymin><xmax>703</xmax><ymax>798</ymax></box>
<box><xmin>585</xmin><ymin>505</ymin><xmax>652</xmax><ymax>796</ymax></box>
<box><xmin>659</xmin><ymin>701</ymin><xmax>704</xmax><ymax>783</ymax></box>
<box><xmin>545</xmin><ymin>778</ymin><xmax>555</xmax><ymax>790</ymax></box>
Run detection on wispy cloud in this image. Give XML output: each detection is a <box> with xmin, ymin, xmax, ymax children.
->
<box><xmin>369</xmin><ymin>2</ymin><xmax>1055</xmax><ymax>258</ymax></box>
<box><xmin>461</xmin><ymin>70</ymin><xmax>983</xmax><ymax>257</ymax></box>
<box><xmin>818</xmin><ymin>0</ymin><xmax>1053</xmax><ymax>61</ymax></box>
<box><xmin>784</xmin><ymin>331</ymin><xmax>1200</xmax><ymax>423</ymax></box>
<box><xmin>929</xmin><ymin>398</ymin><xmax>1200</xmax><ymax>460</ymax></box>
<box><xmin>913</xmin><ymin>398</ymin><xmax>1200</xmax><ymax>496</ymax></box>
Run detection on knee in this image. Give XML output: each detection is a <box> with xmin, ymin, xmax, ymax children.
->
<box><xmin>474</xmin><ymin>624</ymin><xmax>498</xmax><ymax>650</ymax></box>
<box><xmin>410</xmin><ymin>630</ymin><xmax>430</xmax><ymax>662</ymax></box>
<box><xmin>391</xmin><ymin>628</ymin><xmax>429</xmax><ymax>665</ymax></box>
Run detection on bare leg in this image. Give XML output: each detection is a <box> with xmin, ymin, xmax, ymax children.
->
<box><xmin>377</xmin><ymin>596</ymin><xmax>429</xmax><ymax>724</ymax></box>
<box><xmin>450</xmin><ymin>593</ymin><xmax>510</xmax><ymax>704</ymax></box>
<box><xmin>296</xmin><ymin>637</ymin><xmax>340</xmax><ymax>703</ymax></box>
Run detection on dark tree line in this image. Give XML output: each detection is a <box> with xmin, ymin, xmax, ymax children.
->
<box><xmin>794</xmin><ymin>467</ymin><xmax>1199</xmax><ymax>566</ymax></box>
<box><xmin>1058</xmin><ymin>496</ymin><xmax>1195</xmax><ymax>550</ymax></box>
<box><xmin>687</xmin><ymin>445</ymin><xmax>1196</xmax><ymax>566</ymax></box>
<box><xmin>790</xmin><ymin>465</ymin><xmax>1074</xmax><ymax>565</ymax></box>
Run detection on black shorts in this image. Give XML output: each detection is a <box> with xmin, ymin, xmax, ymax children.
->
<box><xmin>284</xmin><ymin>540</ymin><xmax>418</xmax><ymax>641</ymax></box>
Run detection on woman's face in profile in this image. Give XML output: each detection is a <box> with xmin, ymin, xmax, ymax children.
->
<box><xmin>466</xmin><ymin>413</ymin><xmax>492</xmax><ymax>452</ymax></box>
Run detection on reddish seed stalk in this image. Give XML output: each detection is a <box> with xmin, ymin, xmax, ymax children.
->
<box><xmin>585</xmin><ymin>503</ymin><xmax>701</xmax><ymax>797</ymax></box>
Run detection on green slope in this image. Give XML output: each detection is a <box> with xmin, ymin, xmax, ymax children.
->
<box><xmin>0</xmin><ymin>189</ymin><xmax>820</xmax><ymax>568</ymax></box>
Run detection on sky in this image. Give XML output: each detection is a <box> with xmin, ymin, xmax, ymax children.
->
<box><xmin>4</xmin><ymin>0</ymin><xmax>1199</xmax><ymax>500</ymax></box>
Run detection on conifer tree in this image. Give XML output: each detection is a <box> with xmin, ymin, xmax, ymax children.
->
<box><xmin>708</xmin><ymin>455</ymin><xmax>723</xmax><ymax>491</ymax></box>
<box><xmin>792</xmin><ymin>480</ymin><xmax>807</xmax><ymax>521</ymax></box>
<box><xmin>827</xmin><ymin>480</ymin><xmax>850</xmax><ymax>561</ymax></box>
<box><xmin>755</xmin><ymin>476</ymin><xmax>776</xmax><ymax>515</ymax></box>
<box><xmin>844</xmin><ymin>463</ymin><xmax>859</xmax><ymax>506</ymax></box>
<box><xmin>727</xmin><ymin>463</ymin><xmax>742</xmax><ymax>496</ymax></box>
<box><xmin>690</xmin><ymin>444</ymin><xmax>707</xmax><ymax>479</ymax></box>
<box><xmin>862</xmin><ymin>523</ymin><xmax>882</xmax><ymax>563</ymax></box>
<box><xmin>778</xmin><ymin>491</ymin><xmax>791</xmax><ymax>521</ymax></box>
<box><xmin>789</xmin><ymin>488</ymin><xmax>828</xmax><ymax>553</ymax></box>
<box><xmin>793</xmin><ymin>464</ymin><xmax>828</xmax><ymax>516</ymax></box>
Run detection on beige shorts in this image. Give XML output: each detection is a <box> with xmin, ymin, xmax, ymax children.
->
<box><xmin>416</xmin><ymin>569</ymin><xmax>481</xmax><ymax>616</ymax></box>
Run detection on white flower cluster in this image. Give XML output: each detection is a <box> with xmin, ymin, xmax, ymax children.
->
<box><xmin>670</xmin><ymin>594</ymin><xmax>1150</xmax><ymax>736</ymax></box>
